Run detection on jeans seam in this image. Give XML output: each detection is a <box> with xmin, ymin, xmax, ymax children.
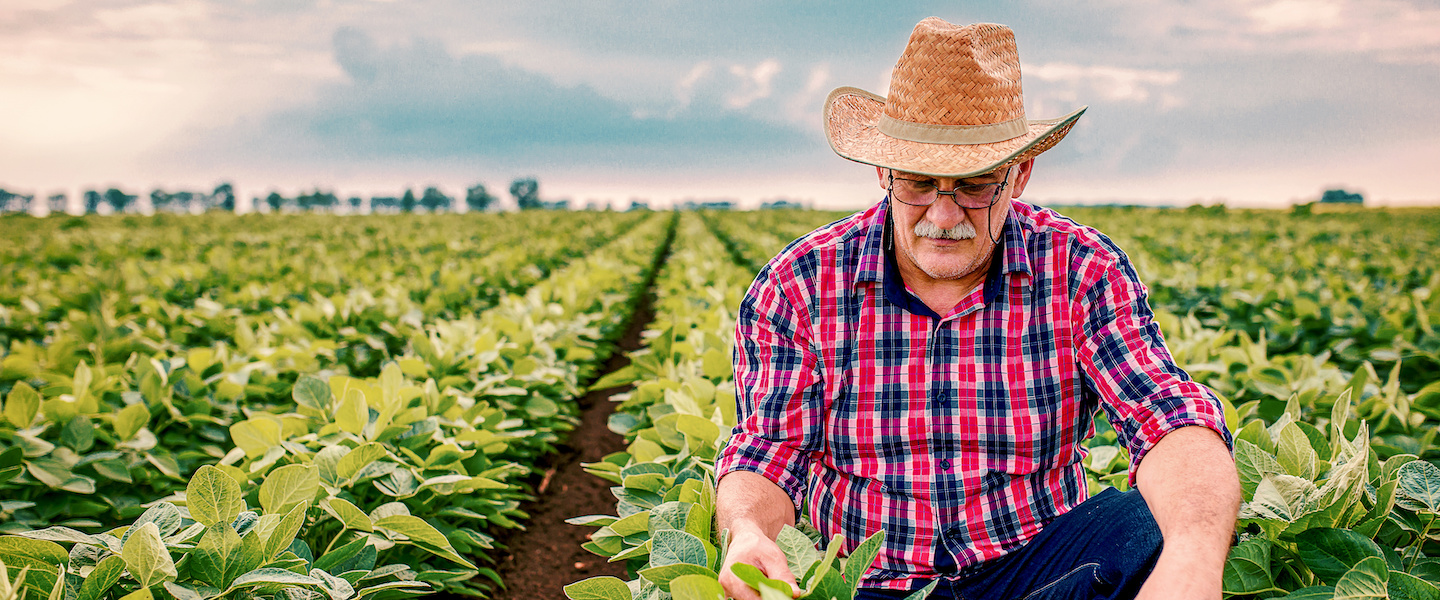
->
<box><xmin>1019</xmin><ymin>562</ymin><xmax>1100</xmax><ymax>600</ymax></box>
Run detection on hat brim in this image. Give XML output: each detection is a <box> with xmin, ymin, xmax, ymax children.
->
<box><xmin>824</xmin><ymin>86</ymin><xmax>1086</xmax><ymax>178</ymax></box>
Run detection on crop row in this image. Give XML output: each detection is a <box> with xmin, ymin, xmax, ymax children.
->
<box><xmin>0</xmin><ymin>211</ymin><xmax>675</xmax><ymax>599</ymax></box>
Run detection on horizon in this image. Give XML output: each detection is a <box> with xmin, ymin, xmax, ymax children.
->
<box><xmin>3</xmin><ymin>0</ymin><xmax>1437</xmax><ymax>209</ymax></box>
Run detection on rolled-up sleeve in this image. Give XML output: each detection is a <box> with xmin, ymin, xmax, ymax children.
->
<box><xmin>1073</xmin><ymin>253</ymin><xmax>1233</xmax><ymax>485</ymax></box>
<box><xmin>715</xmin><ymin>263</ymin><xmax>825</xmax><ymax>512</ymax></box>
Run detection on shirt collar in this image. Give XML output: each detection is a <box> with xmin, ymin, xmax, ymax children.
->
<box><xmin>854</xmin><ymin>197</ymin><xmax>1035</xmax><ymax>314</ymax></box>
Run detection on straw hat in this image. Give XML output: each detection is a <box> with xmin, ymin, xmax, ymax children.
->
<box><xmin>824</xmin><ymin>18</ymin><xmax>1086</xmax><ymax>178</ymax></box>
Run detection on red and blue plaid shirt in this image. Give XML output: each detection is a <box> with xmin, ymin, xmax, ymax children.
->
<box><xmin>716</xmin><ymin>199</ymin><xmax>1231</xmax><ymax>590</ymax></box>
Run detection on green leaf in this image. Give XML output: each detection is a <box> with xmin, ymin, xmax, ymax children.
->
<box><xmin>336</xmin><ymin>444</ymin><xmax>387</xmax><ymax>481</ymax></box>
<box><xmin>75</xmin><ymin>555</ymin><xmax>126</xmax><ymax>600</ymax></box>
<box><xmin>589</xmin><ymin>365</ymin><xmax>639</xmax><ymax>392</ymax></box>
<box><xmin>0</xmin><ymin>536</ymin><xmax>68</xmax><ymax>600</ymax></box>
<box><xmin>114</xmin><ymin>403</ymin><xmax>151</xmax><ymax>442</ymax></box>
<box><xmin>638</xmin><ymin>564</ymin><xmax>714</xmax><ymax>593</ymax></box>
<box><xmin>263</xmin><ymin>502</ymin><xmax>310</xmax><ymax>560</ymax></box>
<box><xmin>1391</xmin><ymin>571</ymin><xmax>1440</xmax><ymax>600</ymax></box>
<box><xmin>373</xmin><ymin>515</ymin><xmax>475</xmax><ymax>569</ymax></box>
<box><xmin>259</xmin><ymin>464</ymin><xmax>320</xmax><ymax>516</ymax></box>
<box><xmin>728</xmin><ymin>563</ymin><xmax>792</xmax><ymax>597</ymax></box>
<box><xmin>130</xmin><ymin>502</ymin><xmax>183</xmax><ymax>539</ymax></box>
<box><xmin>1222</xmin><ymin>537</ymin><xmax>1274</xmax><ymax>595</ymax></box>
<box><xmin>1279</xmin><ymin>422</ymin><xmax>1319</xmax><ymax>480</ymax></box>
<box><xmin>293</xmin><ymin>376</ymin><xmax>332</xmax><ymax>411</ymax></box>
<box><xmin>1277</xmin><ymin>587</ymin><xmax>1338</xmax><ymax>599</ymax></box>
<box><xmin>1297</xmin><ymin>528</ymin><xmax>1386</xmax><ymax>586</ymax></box>
<box><xmin>1236</xmin><ymin>439</ymin><xmax>1287</xmax><ymax>500</ymax></box>
<box><xmin>1334</xmin><ymin>556</ymin><xmax>1388</xmax><ymax>600</ymax></box>
<box><xmin>16</xmin><ymin>527</ymin><xmax>106</xmax><ymax>546</ymax></box>
<box><xmin>313</xmin><ymin>537</ymin><xmax>372</xmax><ymax>575</ymax></box>
<box><xmin>321</xmin><ymin>498</ymin><xmax>374</xmax><ymax>533</ymax></box>
<box><xmin>226</xmin><ymin>567</ymin><xmax>321</xmax><ymax>590</ymax></box>
<box><xmin>1398</xmin><ymin>460</ymin><xmax>1440</xmax><ymax>513</ymax></box>
<box><xmin>121</xmin><ymin>522</ymin><xmax>177</xmax><ymax>588</ymax></box>
<box><xmin>335</xmin><ymin>390</ymin><xmax>369</xmax><ymax>436</ymax></box>
<box><xmin>651</xmin><ymin>530</ymin><xmax>708</xmax><ymax>567</ymax></box>
<box><xmin>4</xmin><ymin>382</ymin><xmax>40</xmax><ymax>427</ymax></box>
<box><xmin>188</xmin><ymin>465</ymin><xmax>244</xmax><ymax>528</ymax></box>
<box><xmin>701</xmin><ymin>349</ymin><xmax>731</xmax><ymax>380</ymax></box>
<box><xmin>190</xmin><ymin>522</ymin><xmax>247</xmax><ymax>589</ymax></box>
<box><xmin>61</xmin><ymin>416</ymin><xmax>95</xmax><ymax>453</ymax></box>
<box><xmin>310</xmin><ymin>568</ymin><xmax>357</xmax><ymax>600</ymax></box>
<box><xmin>230</xmin><ymin>417</ymin><xmax>283</xmax><ymax>460</ymax></box>
<box><xmin>562</xmin><ymin>576</ymin><xmax>633</xmax><ymax>600</ymax></box>
<box><xmin>669</xmin><ymin>573</ymin><xmax>725</xmax><ymax>600</ymax></box>
<box><xmin>775</xmin><ymin>525</ymin><xmax>820</xmax><ymax>585</ymax></box>
<box><xmin>118</xmin><ymin>588</ymin><xmax>153</xmax><ymax>600</ymax></box>
<box><xmin>844</xmin><ymin>529</ymin><xmax>886</xmax><ymax>597</ymax></box>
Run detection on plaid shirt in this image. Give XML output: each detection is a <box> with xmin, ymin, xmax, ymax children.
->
<box><xmin>715</xmin><ymin>199</ymin><xmax>1231</xmax><ymax>590</ymax></box>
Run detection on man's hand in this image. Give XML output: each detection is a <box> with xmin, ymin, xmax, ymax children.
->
<box><xmin>718</xmin><ymin>523</ymin><xmax>800</xmax><ymax>600</ymax></box>
<box><xmin>716</xmin><ymin>471</ymin><xmax>802</xmax><ymax>600</ymax></box>
<box><xmin>1133</xmin><ymin>426</ymin><xmax>1240</xmax><ymax>600</ymax></box>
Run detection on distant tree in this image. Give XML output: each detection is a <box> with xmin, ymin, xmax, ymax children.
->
<box><xmin>213</xmin><ymin>182</ymin><xmax>236</xmax><ymax>212</ymax></box>
<box><xmin>0</xmin><ymin>188</ymin><xmax>18</xmax><ymax>213</ymax></box>
<box><xmin>465</xmin><ymin>184</ymin><xmax>496</xmax><ymax>212</ymax></box>
<box><xmin>0</xmin><ymin>189</ymin><xmax>35</xmax><ymax>213</ymax></box>
<box><xmin>510</xmin><ymin>178</ymin><xmax>540</xmax><ymax>210</ymax></box>
<box><xmin>372</xmin><ymin>196</ymin><xmax>397</xmax><ymax>212</ymax></box>
<box><xmin>84</xmin><ymin>190</ymin><xmax>103</xmax><ymax>214</ymax></box>
<box><xmin>150</xmin><ymin>189</ymin><xmax>172</xmax><ymax>212</ymax></box>
<box><xmin>348</xmin><ymin>196</ymin><xmax>363</xmax><ymax>212</ymax></box>
<box><xmin>1320</xmin><ymin>188</ymin><xmax>1363</xmax><ymax>204</ymax></box>
<box><xmin>266</xmin><ymin>192</ymin><xmax>285</xmax><ymax>213</ymax></box>
<box><xmin>173</xmin><ymin>191</ymin><xmax>196</xmax><ymax>213</ymax></box>
<box><xmin>420</xmin><ymin>187</ymin><xmax>451</xmax><ymax>213</ymax></box>
<box><xmin>401</xmin><ymin>189</ymin><xmax>417</xmax><ymax>213</ymax></box>
<box><xmin>103</xmin><ymin>188</ymin><xmax>137</xmax><ymax>213</ymax></box>
<box><xmin>47</xmin><ymin>193</ymin><xmax>67</xmax><ymax>214</ymax></box>
<box><xmin>296</xmin><ymin>189</ymin><xmax>337</xmax><ymax>212</ymax></box>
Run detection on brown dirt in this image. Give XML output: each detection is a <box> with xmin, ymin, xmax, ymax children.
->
<box><xmin>472</xmin><ymin>246</ymin><xmax>668</xmax><ymax>599</ymax></box>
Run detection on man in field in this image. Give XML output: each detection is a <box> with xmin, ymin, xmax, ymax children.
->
<box><xmin>714</xmin><ymin>19</ymin><xmax>1240</xmax><ymax>600</ymax></box>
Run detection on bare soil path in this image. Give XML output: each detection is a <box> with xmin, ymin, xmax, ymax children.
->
<box><xmin>464</xmin><ymin>228</ymin><xmax>672</xmax><ymax>600</ymax></box>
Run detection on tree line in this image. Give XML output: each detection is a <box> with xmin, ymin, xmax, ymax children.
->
<box><xmin>0</xmin><ymin>178</ymin><xmax>559</xmax><ymax>215</ymax></box>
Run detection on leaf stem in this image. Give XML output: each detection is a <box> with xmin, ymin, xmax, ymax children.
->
<box><xmin>1407</xmin><ymin>513</ymin><xmax>1437</xmax><ymax>572</ymax></box>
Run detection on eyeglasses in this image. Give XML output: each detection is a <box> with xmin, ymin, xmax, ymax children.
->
<box><xmin>888</xmin><ymin>167</ymin><xmax>1011</xmax><ymax>209</ymax></box>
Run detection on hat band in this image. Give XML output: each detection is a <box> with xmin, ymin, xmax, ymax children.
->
<box><xmin>877</xmin><ymin>113</ymin><xmax>1029</xmax><ymax>144</ymax></box>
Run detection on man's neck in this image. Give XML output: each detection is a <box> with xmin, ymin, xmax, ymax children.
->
<box><xmin>897</xmin><ymin>252</ymin><xmax>993</xmax><ymax>318</ymax></box>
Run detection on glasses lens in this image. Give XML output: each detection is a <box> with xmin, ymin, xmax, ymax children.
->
<box><xmin>891</xmin><ymin>178</ymin><xmax>935</xmax><ymax>206</ymax></box>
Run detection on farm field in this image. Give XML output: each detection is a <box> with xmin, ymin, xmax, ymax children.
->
<box><xmin>2</xmin><ymin>205</ymin><xmax>1440</xmax><ymax>600</ymax></box>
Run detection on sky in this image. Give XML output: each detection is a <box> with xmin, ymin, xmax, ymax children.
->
<box><xmin>2</xmin><ymin>0</ymin><xmax>1438</xmax><ymax>210</ymax></box>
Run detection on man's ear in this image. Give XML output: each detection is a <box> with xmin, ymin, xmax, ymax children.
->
<box><xmin>876</xmin><ymin>166</ymin><xmax>889</xmax><ymax>192</ymax></box>
<box><xmin>1009</xmin><ymin>159</ymin><xmax>1036</xmax><ymax>199</ymax></box>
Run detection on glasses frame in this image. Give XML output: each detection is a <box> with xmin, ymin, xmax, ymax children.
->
<box><xmin>887</xmin><ymin>167</ymin><xmax>1013</xmax><ymax>209</ymax></box>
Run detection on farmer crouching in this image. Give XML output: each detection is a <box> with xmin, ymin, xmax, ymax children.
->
<box><xmin>714</xmin><ymin>18</ymin><xmax>1240</xmax><ymax>600</ymax></box>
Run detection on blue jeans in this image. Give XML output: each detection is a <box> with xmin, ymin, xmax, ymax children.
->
<box><xmin>855</xmin><ymin>488</ymin><xmax>1162</xmax><ymax>600</ymax></box>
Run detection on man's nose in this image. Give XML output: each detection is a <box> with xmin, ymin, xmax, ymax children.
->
<box><xmin>924</xmin><ymin>194</ymin><xmax>966</xmax><ymax>230</ymax></box>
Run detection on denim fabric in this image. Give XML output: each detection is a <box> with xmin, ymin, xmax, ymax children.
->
<box><xmin>854</xmin><ymin>488</ymin><xmax>1162</xmax><ymax>600</ymax></box>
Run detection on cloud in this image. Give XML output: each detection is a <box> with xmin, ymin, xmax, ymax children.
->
<box><xmin>167</xmin><ymin>28</ymin><xmax>817</xmax><ymax>173</ymax></box>
<box><xmin>724</xmin><ymin>59</ymin><xmax>782</xmax><ymax>109</ymax></box>
<box><xmin>1026</xmin><ymin>63</ymin><xmax>1182</xmax><ymax>107</ymax></box>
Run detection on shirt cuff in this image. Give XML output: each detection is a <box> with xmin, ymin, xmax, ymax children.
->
<box><xmin>715</xmin><ymin>432</ymin><xmax>811</xmax><ymax>512</ymax></box>
<box><xmin>1125</xmin><ymin>398</ymin><xmax>1233</xmax><ymax>486</ymax></box>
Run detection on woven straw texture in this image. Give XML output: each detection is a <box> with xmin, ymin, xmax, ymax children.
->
<box><xmin>824</xmin><ymin>19</ymin><xmax>1086</xmax><ymax>178</ymax></box>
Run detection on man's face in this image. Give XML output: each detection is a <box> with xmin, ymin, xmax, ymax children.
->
<box><xmin>878</xmin><ymin>160</ymin><xmax>1033</xmax><ymax>285</ymax></box>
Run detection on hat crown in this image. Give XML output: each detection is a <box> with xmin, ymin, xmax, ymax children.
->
<box><xmin>884</xmin><ymin>19</ymin><xmax>1025</xmax><ymax>127</ymax></box>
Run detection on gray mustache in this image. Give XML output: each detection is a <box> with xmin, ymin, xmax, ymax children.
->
<box><xmin>913</xmin><ymin>220</ymin><xmax>977</xmax><ymax>240</ymax></box>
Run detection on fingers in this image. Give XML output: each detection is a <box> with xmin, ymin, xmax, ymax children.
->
<box><xmin>718</xmin><ymin>531</ymin><xmax>802</xmax><ymax>600</ymax></box>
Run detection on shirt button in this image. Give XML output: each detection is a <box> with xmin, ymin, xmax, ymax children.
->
<box><xmin>939</xmin><ymin>459</ymin><xmax>952</xmax><ymax>471</ymax></box>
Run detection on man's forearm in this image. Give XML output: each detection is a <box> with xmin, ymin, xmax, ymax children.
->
<box><xmin>717</xmin><ymin>470</ymin><xmax>797</xmax><ymax>539</ymax></box>
<box><xmin>1134</xmin><ymin>425</ymin><xmax>1240</xmax><ymax>598</ymax></box>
